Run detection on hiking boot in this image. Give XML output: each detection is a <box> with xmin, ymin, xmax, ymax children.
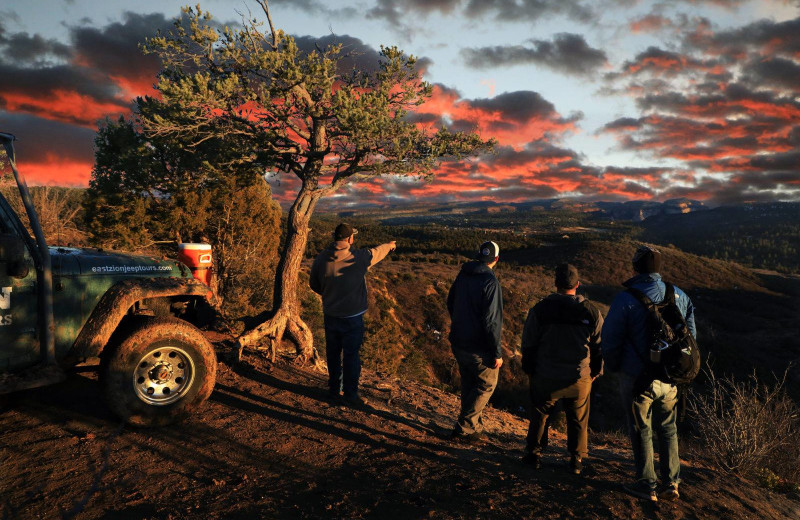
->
<box><xmin>658</xmin><ymin>483</ymin><xmax>680</xmax><ymax>501</ymax></box>
<box><xmin>570</xmin><ymin>456</ymin><xmax>583</xmax><ymax>475</ymax></box>
<box><xmin>343</xmin><ymin>395</ymin><xmax>367</xmax><ymax>408</ymax></box>
<box><xmin>624</xmin><ymin>481</ymin><xmax>658</xmax><ymax>502</ymax></box>
<box><xmin>449</xmin><ymin>430</ymin><xmax>486</xmax><ymax>445</ymax></box>
<box><xmin>521</xmin><ymin>453</ymin><xmax>541</xmax><ymax>469</ymax></box>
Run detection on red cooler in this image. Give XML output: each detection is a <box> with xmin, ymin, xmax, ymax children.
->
<box><xmin>178</xmin><ymin>243</ymin><xmax>213</xmax><ymax>286</ymax></box>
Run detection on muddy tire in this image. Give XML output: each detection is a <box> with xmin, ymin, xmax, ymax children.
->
<box><xmin>101</xmin><ymin>317</ymin><xmax>217</xmax><ymax>427</ymax></box>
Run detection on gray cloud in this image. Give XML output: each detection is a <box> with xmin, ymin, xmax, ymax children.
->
<box><xmin>0</xmin><ymin>111</ymin><xmax>96</xmax><ymax>163</ymax></box>
<box><xmin>69</xmin><ymin>12</ymin><xmax>171</xmax><ymax>81</ymax></box>
<box><xmin>470</xmin><ymin>90</ymin><xmax>557</xmax><ymax>122</ymax></box>
<box><xmin>462</xmin><ymin>33</ymin><xmax>607</xmax><ymax>76</ymax></box>
<box><xmin>0</xmin><ymin>22</ymin><xmax>71</xmax><ymax>65</ymax></box>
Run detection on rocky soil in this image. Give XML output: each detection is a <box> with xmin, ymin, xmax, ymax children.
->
<box><xmin>2</xmin><ymin>350</ymin><xmax>799</xmax><ymax>519</ymax></box>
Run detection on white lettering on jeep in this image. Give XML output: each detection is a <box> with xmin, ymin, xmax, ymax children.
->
<box><xmin>90</xmin><ymin>265</ymin><xmax>173</xmax><ymax>274</ymax></box>
<box><xmin>0</xmin><ymin>286</ymin><xmax>11</xmax><ymax>310</ymax></box>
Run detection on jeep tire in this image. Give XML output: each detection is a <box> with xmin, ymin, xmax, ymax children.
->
<box><xmin>101</xmin><ymin>317</ymin><xmax>217</xmax><ymax>426</ymax></box>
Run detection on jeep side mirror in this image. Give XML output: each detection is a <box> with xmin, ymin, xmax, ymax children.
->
<box><xmin>0</xmin><ymin>233</ymin><xmax>29</xmax><ymax>278</ymax></box>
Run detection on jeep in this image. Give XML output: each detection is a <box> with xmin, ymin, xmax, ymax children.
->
<box><xmin>0</xmin><ymin>132</ymin><xmax>217</xmax><ymax>426</ymax></box>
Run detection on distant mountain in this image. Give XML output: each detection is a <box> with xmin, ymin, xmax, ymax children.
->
<box><xmin>334</xmin><ymin>198</ymin><xmax>709</xmax><ymax>221</ymax></box>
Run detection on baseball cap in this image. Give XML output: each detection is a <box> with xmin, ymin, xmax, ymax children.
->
<box><xmin>477</xmin><ymin>241</ymin><xmax>500</xmax><ymax>263</ymax></box>
<box><xmin>334</xmin><ymin>223</ymin><xmax>358</xmax><ymax>240</ymax></box>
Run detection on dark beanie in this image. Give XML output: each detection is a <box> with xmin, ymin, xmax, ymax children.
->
<box><xmin>555</xmin><ymin>263</ymin><xmax>580</xmax><ymax>290</ymax></box>
<box><xmin>632</xmin><ymin>245</ymin><xmax>663</xmax><ymax>274</ymax></box>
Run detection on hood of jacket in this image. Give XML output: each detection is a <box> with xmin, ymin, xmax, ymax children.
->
<box><xmin>326</xmin><ymin>240</ymin><xmax>355</xmax><ymax>262</ymax></box>
<box><xmin>622</xmin><ymin>272</ymin><xmax>662</xmax><ymax>289</ymax></box>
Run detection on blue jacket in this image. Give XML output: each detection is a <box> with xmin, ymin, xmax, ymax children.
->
<box><xmin>447</xmin><ymin>261</ymin><xmax>503</xmax><ymax>359</ymax></box>
<box><xmin>601</xmin><ymin>273</ymin><xmax>696</xmax><ymax>378</ymax></box>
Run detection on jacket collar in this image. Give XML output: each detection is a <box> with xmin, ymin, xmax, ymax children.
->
<box><xmin>461</xmin><ymin>260</ymin><xmax>494</xmax><ymax>276</ymax></box>
<box><xmin>623</xmin><ymin>272</ymin><xmax>662</xmax><ymax>288</ymax></box>
<box><xmin>547</xmin><ymin>292</ymin><xmax>585</xmax><ymax>303</ymax></box>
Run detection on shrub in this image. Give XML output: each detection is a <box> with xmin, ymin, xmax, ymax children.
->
<box><xmin>688</xmin><ymin>368</ymin><xmax>800</xmax><ymax>487</ymax></box>
<box><xmin>0</xmin><ymin>184</ymin><xmax>87</xmax><ymax>246</ymax></box>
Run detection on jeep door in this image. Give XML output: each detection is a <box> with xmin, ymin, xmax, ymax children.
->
<box><xmin>0</xmin><ymin>200</ymin><xmax>39</xmax><ymax>371</ymax></box>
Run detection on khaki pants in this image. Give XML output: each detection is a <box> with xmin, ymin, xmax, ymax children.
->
<box><xmin>526</xmin><ymin>376</ymin><xmax>591</xmax><ymax>458</ymax></box>
<box><xmin>453</xmin><ymin>349</ymin><xmax>499</xmax><ymax>434</ymax></box>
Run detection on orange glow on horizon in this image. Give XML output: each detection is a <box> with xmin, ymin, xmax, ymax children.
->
<box><xmin>12</xmin><ymin>157</ymin><xmax>93</xmax><ymax>186</ymax></box>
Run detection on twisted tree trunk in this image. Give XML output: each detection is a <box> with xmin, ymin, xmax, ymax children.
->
<box><xmin>237</xmin><ymin>185</ymin><xmax>321</xmax><ymax>364</ymax></box>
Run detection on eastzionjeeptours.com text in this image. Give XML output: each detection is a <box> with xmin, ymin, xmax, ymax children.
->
<box><xmin>91</xmin><ymin>265</ymin><xmax>173</xmax><ymax>273</ymax></box>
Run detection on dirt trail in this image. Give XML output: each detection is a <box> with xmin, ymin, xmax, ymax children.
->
<box><xmin>1</xmin><ymin>352</ymin><xmax>798</xmax><ymax>519</ymax></box>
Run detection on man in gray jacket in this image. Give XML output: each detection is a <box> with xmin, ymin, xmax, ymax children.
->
<box><xmin>447</xmin><ymin>241</ymin><xmax>503</xmax><ymax>443</ymax></box>
<box><xmin>310</xmin><ymin>223</ymin><xmax>395</xmax><ymax>406</ymax></box>
<box><xmin>520</xmin><ymin>264</ymin><xmax>603</xmax><ymax>474</ymax></box>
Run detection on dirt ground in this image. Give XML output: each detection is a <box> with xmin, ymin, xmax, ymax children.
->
<box><xmin>2</xmin><ymin>351</ymin><xmax>799</xmax><ymax>520</ymax></box>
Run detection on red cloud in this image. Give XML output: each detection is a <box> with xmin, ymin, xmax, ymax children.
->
<box><xmin>413</xmin><ymin>85</ymin><xmax>577</xmax><ymax>148</ymax></box>
<box><xmin>629</xmin><ymin>15</ymin><xmax>673</xmax><ymax>34</ymax></box>
<box><xmin>2</xmin><ymin>90</ymin><xmax>128</xmax><ymax>128</ymax></box>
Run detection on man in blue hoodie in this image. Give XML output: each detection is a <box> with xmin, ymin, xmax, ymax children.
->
<box><xmin>447</xmin><ymin>241</ymin><xmax>503</xmax><ymax>443</ymax></box>
<box><xmin>602</xmin><ymin>245</ymin><xmax>696</xmax><ymax>502</ymax></box>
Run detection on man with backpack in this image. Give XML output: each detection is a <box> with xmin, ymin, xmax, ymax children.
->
<box><xmin>520</xmin><ymin>264</ymin><xmax>603</xmax><ymax>475</ymax></box>
<box><xmin>447</xmin><ymin>241</ymin><xmax>503</xmax><ymax>443</ymax></box>
<box><xmin>602</xmin><ymin>245</ymin><xmax>697</xmax><ymax>502</ymax></box>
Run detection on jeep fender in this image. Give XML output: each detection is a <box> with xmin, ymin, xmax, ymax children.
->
<box><xmin>68</xmin><ymin>277</ymin><xmax>211</xmax><ymax>361</ymax></box>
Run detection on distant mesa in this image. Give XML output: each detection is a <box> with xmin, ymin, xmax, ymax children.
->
<box><xmin>333</xmin><ymin>197</ymin><xmax>709</xmax><ymax>222</ymax></box>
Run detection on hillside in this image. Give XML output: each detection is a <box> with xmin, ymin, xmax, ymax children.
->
<box><xmin>2</xmin><ymin>354</ymin><xmax>799</xmax><ymax>519</ymax></box>
<box><xmin>641</xmin><ymin>203</ymin><xmax>800</xmax><ymax>274</ymax></box>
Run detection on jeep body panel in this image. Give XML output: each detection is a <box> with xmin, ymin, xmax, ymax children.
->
<box><xmin>67</xmin><ymin>276</ymin><xmax>211</xmax><ymax>363</ymax></box>
<box><xmin>49</xmin><ymin>247</ymin><xmax>200</xmax><ymax>364</ymax></box>
<box><xmin>0</xmin><ymin>192</ymin><xmax>202</xmax><ymax>371</ymax></box>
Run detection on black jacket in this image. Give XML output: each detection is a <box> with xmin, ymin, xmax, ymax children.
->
<box><xmin>520</xmin><ymin>293</ymin><xmax>603</xmax><ymax>382</ymax></box>
<box><xmin>447</xmin><ymin>261</ymin><xmax>503</xmax><ymax>359</ymax></box>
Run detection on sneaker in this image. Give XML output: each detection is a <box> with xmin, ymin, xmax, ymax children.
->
<box><xmin>624</xmin><ymin>481</ymin><xmax>658</xmax><ymax>502</ymax></box>
<box><xmin>658</xmin><ymin>483</ymin><xmax>680</xmax><ymax>500</ymax></box>
<box><xmin>521</xmin><ymin>453</ymin><xmax>541</xmax><ymax>469</ymax></box>
<box><xmin>570</xmin><ymin>456</ymin><xmax>583</xmax><ymax>475</ymax></box>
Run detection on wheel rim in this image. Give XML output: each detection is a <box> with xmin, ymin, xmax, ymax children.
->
<box><xmin>133</xmin><ymin>346</ymin><xmax>195</xmax><ymax>406</ymax></box>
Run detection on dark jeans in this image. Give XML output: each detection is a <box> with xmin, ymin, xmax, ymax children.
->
<box><xmin>619</xmin><ymin>374</ymin><xmax>680</xmax><ymax>490</ymax></box>
<box><xmin>526</xmin><ymin>376</ymin><xmax>592</xmax><ymax>458</ymax></box>
<box><xmin>453</xmin><ymin>349</ymin><xmax>499</xmax><ymax>434</ymax></box>
<box><xmin>324</xmin><ymin>314</ymin><xmax>364</xmax><ymax>399</ymax></box>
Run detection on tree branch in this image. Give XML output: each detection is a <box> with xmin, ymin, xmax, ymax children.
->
<box><xmin>257</xmin><ymin>0</ymin><xmax>278</xmax><ymax>49</ymax></box>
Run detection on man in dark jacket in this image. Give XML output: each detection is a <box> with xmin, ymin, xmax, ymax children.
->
<box><xmin>310</xmin><ymin>223</ymin><xmax>395</xmax><ymax>406</ymax></box>
<box><xmin>447</xmin><ymin>241</ymin><xmax>503</xmax><ymax>443</ymax></box>
<box><xmin>602</xmin><ymin>245</ymin><xmax>696</xmax><ymax>502</ymax></box>
<box><xmin>520</xmin><ymin>264</ymin><xmax>603</xmax><ymax>474</ymax></box>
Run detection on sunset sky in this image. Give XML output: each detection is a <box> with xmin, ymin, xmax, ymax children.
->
<box><xmin>1</xmin><ymin>0</ymin><xmax>798</xmax><ymax>206</ymax></box>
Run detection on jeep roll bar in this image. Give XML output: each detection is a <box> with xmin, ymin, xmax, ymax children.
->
<box><xmin>0</xmin><ymin>132</ymin><xmax>56</xmax><ymax>365</ymax></box>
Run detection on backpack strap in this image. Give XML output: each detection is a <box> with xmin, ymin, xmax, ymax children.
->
<box><xmin>626</xmin><ymin>286</ymin><xmax>654</xmax><ymax>308</ymax></box>
<box><xmin>663</xmin><ymin>282</ymin><xmax>675</xmax><ymax>306</ymax></box>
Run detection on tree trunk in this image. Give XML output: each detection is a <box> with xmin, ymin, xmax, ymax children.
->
<box><xmin>237</xmin><ymin>185</ymin><xmax>321</xmax><ymax>364</ymax></box>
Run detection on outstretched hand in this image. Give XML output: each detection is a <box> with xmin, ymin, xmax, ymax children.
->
<box><xmin>388</xmin><ymin>241</ymin><xmax>397</xmax><ymax>252</ymax></box>
<box><xmin>492</xmin><ymin>357</ymin><xmax>503</xmax><ymax>369</ymax></box>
